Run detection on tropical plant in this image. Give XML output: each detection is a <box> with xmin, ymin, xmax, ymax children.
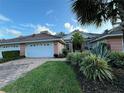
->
<box><xmin>79</xmin><ymin>51</ymin><xmax>91</xmax><ymax>65</ymax></box>
<box><xmin>72</xmin><ymin>32</ymin><xmax>84</xmax><ymax>51</ymax></box>
<box><xmin>80</xmin><ymin>54</ymin><xmax>113</xmax><ymax>82</ymax></box>
<box><xmin>108</xmin><ymin>51</ymin><xmax>124</xmax><ymax>68</ymax></box>
<box><xmin>62</xmin><ymin>48</ymin><xmax>69</xmax><ymax>57</ymax></box>
<box><xmin>66</xmin><ymin>53</ymin><xmax>74</xmax><ymax>63</ymax></box>
<box><xmin>66</xmin><ymin>51</ymin><xmax>91</xmax><ymax>65</ymax></box>
<box><xmin>72</xmin><ymin>0</ymin><xmax>124</xmax><ymax>49</ymax></box>
<box><xmin>91</xmin><ymin>42</ymin><xmax>111</xmax><ymax>60</ymax></box>
<box><xmin>66</xmin><ymin>52</ymin><xmax>81</xmax><ymax>65</ymax></box>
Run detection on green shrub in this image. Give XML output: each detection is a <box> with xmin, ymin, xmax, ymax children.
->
<box><xmin>2</xmin><ymin>51</ymin><xmax>20</xmax><ymax>61</ymax></box>
<box><xmin>66</xmin><ymin>51</ymin><xmax>91</xmax><ymax>65</ymax></box>
<box><xmin>67</xmin><ymin>53</ymin><xmax>80</xmax><ymax>65</ymax></box>
<box><xmin>62</xmin><ymin>48</ymin><xmax>69</xmax><ymax>57</ymax></box>
<box><xmin>66</xmin><ymin>52</ymin><xmax>81</xmax><ymax>65</ymax></box>
<box><xmin>72</xmin><ymin>52</ymin><xmax>82</xmax><ymax>65</ymax></box>
<box><xmin>78</xmin><ymin>51</ymin><xmax>91</xmax><ymax>65</ymax></box>
<box><xmin>66</xmin><ymin>52</ymin><xmax>73</xmax><ymax>63</ymax></box>
<box><xmin>81</xmin><ymin>51</ymin><xmax>91</xmax><ymax>58</ymax></box>
<box><xmin>91</xmin><ymin>42</ymin><xmax>110</xmax><ymax>60</ymax></box>
<box><xmin>108</xmin><ymin>51</ymin><xmax>124</xmax><ymax>68</ymax></box>
<box><xmin>80</xmin><ymin>54</ymin><xmax>113</xmax><ymax>82</ymax></box>
<box><xmin>0</xmin><ymin>59</ymin><xmax>5</xmax><ymax>63</ymax></box>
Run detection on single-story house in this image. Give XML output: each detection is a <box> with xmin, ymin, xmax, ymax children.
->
<box><xmin>0</xmin><ymin>32</ymin><xmax>65</xmax><ymax>58</ymax></box>
<box><xmin>90</xmin><ymin>27</ymin><xmax>123</xmax><ymax>51</ymax></box>
<box><xmin>63</xmin><ymin>30</ymin><xmax>99</xmax><ymax>51</ymax></box>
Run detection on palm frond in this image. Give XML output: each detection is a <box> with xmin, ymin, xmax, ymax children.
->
<box><xmin>72</xmin><ymin>0</ymin><xmax>118</xmax><ymax>26</ymax></box>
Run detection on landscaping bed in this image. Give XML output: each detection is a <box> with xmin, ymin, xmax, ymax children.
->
<box><xmin>73</xmin><ymin>65</ymin><xmax>124</xmax><ymax>93</ymax></box>
<box><xmin>1</xmin><ymin>61</ymin><xmax>82</xmax><ymax>93</ymax></box>
<box><xmin>65</xmin><ymin>42</ymin><xmax>124</xmax><ymax>93</ymax></box>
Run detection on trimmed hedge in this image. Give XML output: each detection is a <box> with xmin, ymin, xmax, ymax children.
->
<box><xmin>2</xmin><ymin>50</ymin><xmax>20</xmax><ymax>61</ymax></box>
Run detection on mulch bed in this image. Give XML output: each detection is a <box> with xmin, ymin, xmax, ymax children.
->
<box><xmin>73</xmin><ymin>65</ymin><xmax>124</xmax><ymax>93</ymax></box>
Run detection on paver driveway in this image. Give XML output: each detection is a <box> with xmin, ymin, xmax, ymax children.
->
<box><xmin>0</xmin><ymin>58</ymin><xmax>65</xmax><ymax>88</ymax></box>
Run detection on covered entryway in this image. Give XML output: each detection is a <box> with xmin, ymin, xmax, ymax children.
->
<box><xmin>25</xmin><ymin>43</ymin><xmax>54</xmax><ymax>57</ymax></box>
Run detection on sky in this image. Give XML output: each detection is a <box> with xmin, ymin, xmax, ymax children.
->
<box><xmin>0</xmin><ymin>0</ymin><xmax>113</xmax><ymax>39</ymax></box>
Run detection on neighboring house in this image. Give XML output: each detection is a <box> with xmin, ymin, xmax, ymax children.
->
<box><xmin>90</xmin><ymin>27</ymin><xmax>123</xmax><ymax>51</ymax></box>
<box><xmin>0</xmin><ymin>32</ymin><xmax>65</xmax><ymax>58</ymax></box>
<box><xmin>0</xmin><ymin>27</ymin><xmax>123</xmax><ymax>59</ymax></box>
<box><xmin>63</xmin><ymin>30</ymin><xmax>99</xmax><ymax>51</ymax></box>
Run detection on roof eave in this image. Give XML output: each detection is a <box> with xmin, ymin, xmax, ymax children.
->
<box><xmin>90</xmin><ymin>34</ymin><xmax>122</xmax><ymax>43</ymax></box>
<box><xmin>0</xmin><ymin>38</ymin><xmax>65</xmax><ymax>45</ymax></box>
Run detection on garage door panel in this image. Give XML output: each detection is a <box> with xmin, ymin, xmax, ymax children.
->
<box><xmin>25</xmin><ymin>43</ymin><xmax>54</xmax><ymax>57</ymax></box>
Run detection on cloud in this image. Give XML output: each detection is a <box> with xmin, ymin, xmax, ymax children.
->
<box><xmin>45</xmin><ymin>23</ymin><xmax>55</xmax><ymax>27</ymax></box>
<box><xmin>73</xmin><ymin>27</ymin><xmax>88</xmax><ymax>32</ymax></box>
<box><xmin>20</xmin><ymin>23</ymin><xmax>56</xmax><ymax>35</ymax></box>
<box><xmin>20</xmin><ymin>23</ymin><xmax>35</xmax><ymax>28</ymax></box>
<box><xmin>0</xmin><ymin>14</ymin><xmax>12</xmax><ymax>22</ymax></box>
<box><xmin>64</xmin><ymin>22</ymin><xmax>88</xmax><ymax>32</ymax></box>
<box><xmin>46</xmin><ymin>10</ymin><xmax>54</xmax><ymax>15</ymax></box>
<box><xmin>34</xmin><ymin>25</ymin><xmax>56</xmax><ymax>35</ymax></box>
<box><xmin>5</xmin><ymin>29</ymin><xmax>22</xmax><ymax>37</ymax></box>
<box><xmin>0</xmin><ymin>29</ymin><xmax>22</xmax><ymax>37</ymax></box>
<box><xmin>11</xmin><ymin>25</ymin><xmax>26</xmax><ymax>31</ymax></box>
<box><xmin>71</xmin><ymin>18</ymin><xmax>78</xmax><ymax>23</ymax></box>
<box><xmin>64</xmin><ymin>23</ymin><xmax>74</xmax><ymax>32</ymax></box>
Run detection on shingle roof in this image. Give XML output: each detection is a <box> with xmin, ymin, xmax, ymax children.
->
<box><xmin>0</xmin><ymin>33</ymin><xmax>62</xmax><ymax>44</ymax></box>
<box><xmin>63</xmin><ymin>30</ymin><xmax>100</xmax><ymax>41</ymax></box>
<box><xmin>90</xmin><ymin>26</ymin><xmax>123</xmax><ymax>43</ymax></box>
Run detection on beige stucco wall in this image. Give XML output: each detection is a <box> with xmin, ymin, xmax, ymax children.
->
<box><xmin>91</xmin><ymin>36</ymin><xmax>123</xmax><ymax>52</ymax></box>
<box><xmin>54</xmin><ymin>42</ymin><xmax>64</xmax><ymax>54</ymax></box>
<box><xmin>20</xmin><ymin>43</ymin><xmax>25</xmax><ymax>56</ymax></box>
<box><xmin>106</xmin><ymin>37</ymin><xmax>122</xmax><ymax>51</ymax></box>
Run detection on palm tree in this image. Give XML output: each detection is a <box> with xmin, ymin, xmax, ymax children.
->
<box><xmin>72</xmin><ymin>32</ymin><xmax>84</xmax><ymax>51</ymax></box>
<box><xmin>72</xmin><ymin>0</ymin><xmax>124</xmax><ymax>50</ymax></box>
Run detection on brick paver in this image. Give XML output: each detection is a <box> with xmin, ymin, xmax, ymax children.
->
<box><xmin>0</xmin><ymin>58</ymin><xmax>65</xmax><ymax>88</ymax></box>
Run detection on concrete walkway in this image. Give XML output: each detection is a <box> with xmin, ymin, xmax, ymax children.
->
<box><xmin>0</xmin><ymin>58</ymin><xmax>65</xmax><ymax>88</ymax></box>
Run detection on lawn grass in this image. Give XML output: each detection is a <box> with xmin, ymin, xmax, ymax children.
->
<box><xmin>1</xmin><ymin>61</ymin><xmax>82</xmax><ymax>93</ymax></box>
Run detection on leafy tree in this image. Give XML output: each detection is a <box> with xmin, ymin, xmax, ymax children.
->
<box><xmin>56</xmin><ymin>32</ymin><xmax>65</xmax><ymax>37</ymax></box>
<box><xmin>72</xmin><ymin>32</ymin><xmax>84</xmax><ymax>51</ymax></box>
<box><xmin>72</xmin><ymin>0</ymin><xmax>124</xmax><ymax>50</ymax></box>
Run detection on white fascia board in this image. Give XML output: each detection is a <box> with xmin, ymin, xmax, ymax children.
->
<box><xmin>0</xmin><ymin>39</ymin><xmax>65</xmax><ymax>45</ymax></box>
<box><xmin>91</xmin><ymin>34</ymin><xmax>122</xmax><ymax>43</ymax></box>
